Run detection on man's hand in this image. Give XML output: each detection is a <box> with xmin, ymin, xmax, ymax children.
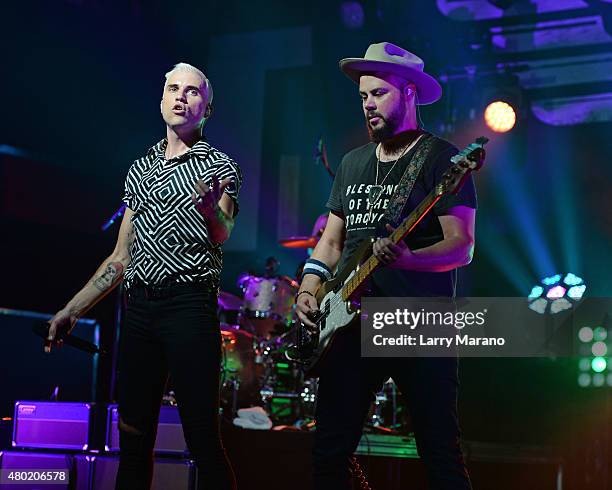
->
<box><xmin>295</xmin><ymin>292</ymin><xmax>320</xmax><ymax>331</ymax></box>
<box><xmin>45</xmin><ymin>308</ymin><xmax>78</xmax><ymax>353</ymax></box>
<box><xmin>372</xmin><ymin>224</ymin><xmax>415</xmax><ymax>268</ymax></box>
<box><xmin>192</xmin><ymin>176</ymin><xmax>232</xmax><ymax>216</ymax></box>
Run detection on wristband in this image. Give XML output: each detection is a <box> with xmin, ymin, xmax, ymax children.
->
<box><xmin>302</xmin><ymin>258</ymin><xmax>332</xmax><ymax>282</ymax></box>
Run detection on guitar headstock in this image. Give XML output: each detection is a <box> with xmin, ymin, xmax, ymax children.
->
<box><xmin>436</xmin><ymin>137</ymin><xmax>488</xmax><ymax>196</ymax></box>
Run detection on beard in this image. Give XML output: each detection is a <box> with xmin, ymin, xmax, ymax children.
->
<box><xmin>365</xmin><ymin>99</ymin><xmax>407</xmax><ymax>143</ymax></box>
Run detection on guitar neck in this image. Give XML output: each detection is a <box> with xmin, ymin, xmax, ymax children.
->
<box><xmin>341</xmin><ymin>189</ymin><xmax>442</xmax><ymax>300</ymax></box>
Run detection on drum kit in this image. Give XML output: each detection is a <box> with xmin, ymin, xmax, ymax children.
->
<box><xmin>216</xmin><ymin>214</ymin><xmax>405</xmax><ymax>430</ymax></box>
<box><xmin>216</xmin><ymin>220</ymin><xmax>326</xmax><ymax>425</ymax></box>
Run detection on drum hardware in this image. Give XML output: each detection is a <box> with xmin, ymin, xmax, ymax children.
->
<box><xmin>213</xmin><ymin>215</ymin><xmax>408</xmax><ymax>430</ymax></box>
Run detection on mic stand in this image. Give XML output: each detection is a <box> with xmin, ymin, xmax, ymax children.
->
<box><xmin>101</xmin><ymin>204</ymin><xmax>127</xmax><ymax>402</ymax></box>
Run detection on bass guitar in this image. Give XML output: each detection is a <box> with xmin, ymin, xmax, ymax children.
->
<box><xmin>297</xmin><ymin>137</ymin><xmax>488</xmax><ymax>377</ymax></box>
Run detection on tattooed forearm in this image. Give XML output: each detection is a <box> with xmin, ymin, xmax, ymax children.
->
<box><xmin>204</xmin><ymin>205</ymin><xmax>234</xmax><ymax>245</ymax></box>
<box><xmin>93</xmin><ymin>262</ymin><xmax>124</xmax><ymax>292</ymax></box>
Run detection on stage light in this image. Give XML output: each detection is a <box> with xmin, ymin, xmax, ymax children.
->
<box><xmin>480</xmin><ymin>73</ymin><xmax>523</xmax><ymax>133</ymax></box>
<box><xmin>527</xmin><ymin>273</ymin><xmax>586</xmax><ymax>315</ymax></box>
<box><xmin>528</xmin><ymin>286</ymin><xmax>544</xmax><ymax>300</ymax></box>
<box><xmin>340</xmin><ymin>1</ymin><xmax>365</xmax><ymax>29</ymax></box>
<box><xmin>542</xmin><ymin>274</ymin><xmax>562</xmax><ymax>286</ymax></box>
<box><xmin>592</xmin><ymin>341</ymin><xmax>608</xmax><ymax>357</ymax></box>
<box><xmin>594</xmin><ymin>327</ymin><xmax>607</xmax><ymax>341</ymax></box>
<box><xmin>484</xmin><ymin>101</ymin><xmax>516</xmax><ymax>132</ymax></box>
<box><xmin>593</xmin><ymin>373</ymin><xmax>606</xmax><ymax>387</ymax></box>
<box><xmin>568</xmin><ymin>285</ymin><xmax>587</xmax><ymax>300</ymax></box>
<box><xmin>578</xmin><ymin>327</ymin><xmax>594</xmax><ymax>343</ymax></box>
<box><xmin>578</xmin><ymin>373</ymin><xmax>591</xmax><ymax>387</ymax></box>
<box><xmin>576</xmin><ymin>322</ymin><xmax>611</xmax><ymax>387</ymax></box>
<box><xmin>528</xmin><ymin>298</ymin><xmax>547</xmax><ymax>314</ymax></box>
<box><xmin>592</xmin><ymin>357</ymin><xmax>607</xmax><ymax>373</ymax></box>
<box><xmin>550</xmin><ymin>298</ymin><xmax>572</xmax><ymax>314</ymax></box>
<box><xmin>563</xmin><ymin>273</ymin><xmax>583</xmax><ymax>286</ymax></box>
<box><xmin>578</xmin><ymin>357</ymin><xmax>592</xmax><ymax>371</ymax></box>
<box><xmin>546</xmin><ymin>285</ymin><xmax>566</xmax><ymax>300</ymax></box>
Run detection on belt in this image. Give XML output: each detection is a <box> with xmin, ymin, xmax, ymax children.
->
<box><xmin>127</xmin><ymin>280</ymin><xmax>217</xmax><ymax>300</ymax></box>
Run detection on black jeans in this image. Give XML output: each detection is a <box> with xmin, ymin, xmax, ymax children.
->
<box><xmin>115</xmin><ymin>284</ymin><xmax>235</xmax><ymax>490</ymax></box>
<box><xmin>313</xmin><ymin>331</ymin><xmax>472</xmax><ymax>490</ymax></box>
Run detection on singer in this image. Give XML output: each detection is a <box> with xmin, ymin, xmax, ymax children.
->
<box><xmin>46</xmin><ymin>63</ymin><xmax>241</xmax><ymax>490</ymax></box>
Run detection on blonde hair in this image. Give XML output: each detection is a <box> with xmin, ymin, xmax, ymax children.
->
<box><xmin>164</xmin><ymin>62</ymin><xmax>213</xmax><ymax>104</ymax></box>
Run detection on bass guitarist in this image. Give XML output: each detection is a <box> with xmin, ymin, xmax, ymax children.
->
<box><xmin>295</xmin><ymin>42</ymin><xmax>477</xmax><ymax>489</ymax></box>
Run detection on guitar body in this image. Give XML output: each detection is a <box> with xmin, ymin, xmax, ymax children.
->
<box><xmin>304</xmin><ymin>239</ymin><xmax>374</xmax><ymax>377</ymax></box>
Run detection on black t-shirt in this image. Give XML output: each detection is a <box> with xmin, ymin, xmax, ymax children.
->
<box><xmin>326</xmin><ymin>133</ymin><xmax>477</xmax><ymax>297</ymax></box>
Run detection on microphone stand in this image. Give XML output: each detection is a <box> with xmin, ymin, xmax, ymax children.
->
<box><xmin>101</xmin><ymin>204</ymin><xmax>127</xmax><ymax>402</ymax></box>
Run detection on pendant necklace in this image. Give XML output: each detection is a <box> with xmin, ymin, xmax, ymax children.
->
<box><xmin>367</xmin><ymin>134</ymin><xmax>423</xmax><ymax>222</ymax></box>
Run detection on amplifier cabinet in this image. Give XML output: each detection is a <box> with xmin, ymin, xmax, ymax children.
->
<box><xmin>0</xmin><ymin>450</ymin><xmax>73</xmax><ymax>490</ymax></box>
<box><xmin>13</xmin><ymin>401</ymin><xmax>94</xmax><ymax>450</ymax></box>
<box><xmin>105</xmin><ymin>404</ymin><xmax>188</xmax><ymax>455</ymax></box>
<box><xmin>74</xmin><ymin>454</ymin><xmax>195</xmax><ymax>490</ymax></box>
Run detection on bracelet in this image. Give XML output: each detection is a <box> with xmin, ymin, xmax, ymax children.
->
<box><xmin>295</xmin><ymin>290</ymin><xmax>315</xmax><ymax>302</ymax></box>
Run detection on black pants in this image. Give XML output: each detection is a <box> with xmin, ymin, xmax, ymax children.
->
<box><xmin>313</xmin><ymin>331</ymin><xmax>471</xmax><ymax>490</ymax></box>
<box><xmin>115</xmin><ymin>285</ymin><xmax>235</xmax><ymax>490</ymax></box>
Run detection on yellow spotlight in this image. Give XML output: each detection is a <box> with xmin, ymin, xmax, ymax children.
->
<box><xmin>484</xmin><ymin>101</ymin><xmax>516</xmax><ymax>133</ymax></box>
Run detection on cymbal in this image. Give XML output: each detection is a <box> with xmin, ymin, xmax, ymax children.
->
<box><xmin>218</xmin><ymin>290</ymin><xmax>242</xmax><ymax>311</ymax></box>
<box><xmin>279</xmin><ymin>213</ymin><xmax>328</xmax><ymax>249</ymax></box>
<box><xmin>278</xmin><ymin>236</ymin><xmax>319</xmax><ymax>249</ymax></box>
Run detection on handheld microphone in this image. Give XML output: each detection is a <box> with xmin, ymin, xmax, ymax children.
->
<box><xmin>33</xmin><ymin>322</ymin><xmax>108</xmax><ymax>356</ymax></box>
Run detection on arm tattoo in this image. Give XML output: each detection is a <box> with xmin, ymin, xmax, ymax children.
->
<box><xmin>93</xmin><ymin>262</ymin><xmax>124</xmax><ymax>292</ymax></box>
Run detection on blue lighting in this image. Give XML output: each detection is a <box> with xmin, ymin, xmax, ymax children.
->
<box><xmin>527</xmin><ymin>272</ymin><xmax>586</xmax><ymax>315</ymax></box>
<box><xmin>568</xmin><ymin>285</ymin><xmax>586</xmax><ymax>300</ymax></box>
<box><xmin>542</xmin><ymin>274</ymin><xmax>562</xmax><ymax>286</ymax></box>
<box><xmin>528</xmin><ymin>285</ymin><xmax>544</xmax><ymax>300</ymax></box>
<box><xmin>563</xmin><ymin>273</ymin><xmax>583</xmax><ymax>286</ymax></box>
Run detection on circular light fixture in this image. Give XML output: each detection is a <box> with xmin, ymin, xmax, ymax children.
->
<box><xmin>594</xmin><ymin>327</ymin><xmax>608</xmax><ymax>341</ymax></box>
<box><xmin>578</xmin><ymin>327</ymin><xmax>594</xmax><ymax>343</ymax></box>
<box><xmin>527</xmin><ymin>273</ymin><xmax>586</xmax><ymax>315</ymax></box>
<box><xmin>484</xmin><ymin>101</ymin><xmax>516</xmax><ymax>133</ymax></box>
<box><xmin>592</xmin><ymin>357</ymin><xmax>607</xmax><ymax>373</ymax></box>
<box><xmin>578</xmin><ymin>357</ymin><xmax>592</xmax><ymax>371</ymax></box>
<box><xmin>592</xmin><ymin>341</ymin><xmax>608</xmax><ymax>357</ymax></box>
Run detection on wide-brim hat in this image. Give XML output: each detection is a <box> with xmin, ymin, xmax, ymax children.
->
<box><xmin>339</xmin><ymin>42</ymin><xmax>442</xmax><ymax>105</ymax></box>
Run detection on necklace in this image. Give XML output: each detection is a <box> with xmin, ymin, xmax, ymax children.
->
<box><xmin>367</xmin><ymin>134</ymin><xmax>423</xmax><ymax>208</ymax></box>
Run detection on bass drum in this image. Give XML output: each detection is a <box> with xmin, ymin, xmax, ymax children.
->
<box><xmin>220</xmin><ymin>324</ymin><xmax>261</xmax><ymax>413</ymax></box>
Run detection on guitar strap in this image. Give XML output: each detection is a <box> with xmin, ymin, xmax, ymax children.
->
<box><xmin>383</xmin><ymin>132</ymin><xmax>436</xmax><ymax>226</ymax></box>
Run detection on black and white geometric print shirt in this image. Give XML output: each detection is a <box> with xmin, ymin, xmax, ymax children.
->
<box><xmin>122</xmin><ymin>138</ymin><xmax>242</xmax><ymax>289</ymax></box>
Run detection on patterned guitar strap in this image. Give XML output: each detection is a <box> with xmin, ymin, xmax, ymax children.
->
<box><xmin>383</xmin><ymin>132</ymin><xmax>435</xmax><ymax>226</ymax></box>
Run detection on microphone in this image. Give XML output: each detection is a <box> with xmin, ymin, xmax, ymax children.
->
<box><xmin>33</xmin><ymin>322</ymin><xmax>109</xmax><ymax>356</ymax></box>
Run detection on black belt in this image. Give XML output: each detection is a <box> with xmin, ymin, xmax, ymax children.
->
<box><xmin>127</xmin><ymin>280</ymin><xmax>217</xmax><ymax>301</ymax></box>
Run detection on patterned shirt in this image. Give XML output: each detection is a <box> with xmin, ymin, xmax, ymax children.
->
<box><xmin>122</xmin><ymin>138</ymin><xmax>242</xmax><ymax>289</ymax></box>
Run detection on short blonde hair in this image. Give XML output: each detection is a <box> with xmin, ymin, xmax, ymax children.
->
<box><xmin>164</xmin><ymin>62</ymin><xmax>213</xmax><ymax>104</ymax></box>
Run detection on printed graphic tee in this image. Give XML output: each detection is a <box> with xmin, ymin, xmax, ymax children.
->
<box><xmin>326</xmin><ymin>133</ymin><xmax>477</xmax><ymax>297</ymax></box>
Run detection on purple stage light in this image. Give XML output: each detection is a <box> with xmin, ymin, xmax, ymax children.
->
<box><xmin>340</xmin><ymin>1</ymin><xmax>365</xmax><ymax>29</ymax></box>
<box><xmin>546</xmin><ymin>285</ymin><xmax>566</xmax><ymax>299</ymax></box>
